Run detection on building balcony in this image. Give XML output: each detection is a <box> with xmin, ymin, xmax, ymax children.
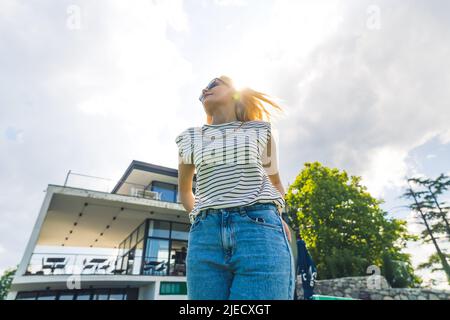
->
<box><xmin>62</xmin><ymin>160</ymin><xmax>196</xmax><ymax>205</ymax></box>
<box><xmin>8</xmin><ymin>161</ymin><xmax>195</xmax><ymax>300</ymax></box>
<box><xmin>14</xmin><ymin>184</ymin><xmax>190</xmax><ymax>281</ymax></box>
<box><xmin>25</xmin><ymin>251</ymin><xmax>186</xmax><ymax>277</ymax></box>
<box><xmin>20</xmin><ymin>187</ymin><xmax>189</xmax><ymax>279</ymax></box>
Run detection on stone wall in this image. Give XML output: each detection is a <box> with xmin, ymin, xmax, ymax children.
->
<box><xmin>296</xmin><ymin>275</ymin><xmax>450</xmax><ymax>300</ymax></box>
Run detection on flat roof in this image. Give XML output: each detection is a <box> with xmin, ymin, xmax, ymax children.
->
<box><xmin>111</xmin><ymin>160</ymin><xmax>196</xmax><ymax>194</ymax></box>
<box><xmin>36</xmin><ymin>185</ymin><xmax>189</xmax><ymax>248</ymax></box>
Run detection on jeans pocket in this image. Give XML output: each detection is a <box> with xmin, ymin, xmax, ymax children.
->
<box><xmin>189</xmin><ymin>214</ymin><xmax>203</xmax><ymax>233</ymax></box>
<box><xmin>242</xmin><ymin>206</ymin><xmax>283</xmax><ymax>232</ymax></box>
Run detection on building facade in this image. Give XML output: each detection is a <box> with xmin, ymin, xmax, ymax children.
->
<box><xmin>8</xmin><ymin>161</ymin><xmax>195</xmax><ymax>300</ymax></box>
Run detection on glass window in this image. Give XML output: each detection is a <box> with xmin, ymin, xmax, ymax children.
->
<box><xmin>118</xmin><ymin>240</ymin><xmax>125</xmax><ymax>257</ymax></box>
<box><xmin>169</xmin><ymin>240</ymin><xmax>187</xmax><ymax>276</ymax></box>
<box><xmin>131</xmin><ymin>229</ymin><xmax>138</xmax><ymax>247</ymax></box>
<box><xmin>133</xmin><ymin>240</ymin><xmax>144</xmax><ymax>275</ymax></box>
<box><xmin>93</xmin><ymin>289</ymin><xmax>109</xmax><ymax>300</ymax></box>
<box><xmin>17</xmin><ymin>289</ymin><xmax>134</xmax><ymax>300</ymax></box>
<box><xmin>129</xmin><ymin>234</ymin><xmax>134</xmax><ymax>249</ymax></box>
<box><xmin>151</xmin><ymin>181</ymin><xmax>177</xmax><ymax>202</ymax></box>
<box><xmin>171</xmin><ymin>223</ymin><xmax>190</xmax><ymax>240</ymax></box>
<box><xmin>137</xmin><ymin>222</ymin><xmax>146</xmax><ymax>242</ymax></box>
<box><xmin>125</xmin><ymin>236</ymin><xmax>131</xmax><ymax>253</ymax></box>
<box><xmin>136</xmin><ymin>239</ymin><xmax>144</xmax><ymax>252</ymax></box>
<box><xmin>143</xmin><ymin>239</ymin><xmax>169</xmax><ymax>276</ymax></box>
<box><xmin>126</xmin><ymin>247</ymin><xmax>135</xmax><ymax>275</ymax></box>
<box><xmin>16</xmin><ymin>292</ymin><xmax>37</xmax><ymax>300</ymax></box>
<box><xmin>148</xmin><ymin>220</ymin><xmax>170</xmax><ymax>238</ymax></box>
<box><xmin>75</xmin><ymin>291</ymin><xmax>92</xmax><ymax>300</ymax></box>
<box><xmin>58</xmin><ymin>292</ymin><xmax>75</xmax><ymax>300</ymax></box>
<box><xmin>37</xmin><ymin>292</ymin><xmax>57</xmax><ymax>300</ymax></box>
<box><xmin>128</xmin><ymin>247</ymin><xmax>136</xmax><ymax>260</ymax></box>
<box><xmin>109</xmin><ymin>289</ymin><xmax>125</xmax><ymax>300</ymax></box>
<box><xmin>114</xmin><ymin>256</ymin><xmax>123</xmax><ymax>272</ymax></box>
<box><xmin>121</xmin><ymin>255</ymin><xmax>129</xmax><ymax>272</ymax></box>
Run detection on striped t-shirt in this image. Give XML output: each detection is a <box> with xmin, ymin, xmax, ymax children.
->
<box><xmin>175</xmin><ymin>120</ymin><xmax>285</xmax><ymax>224</ymax></box>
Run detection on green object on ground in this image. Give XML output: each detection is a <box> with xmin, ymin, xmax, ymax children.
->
<box><xmin>310</xmin><ymin>294</ymin><xmax>358</xmax><ymax>300</ymax></box>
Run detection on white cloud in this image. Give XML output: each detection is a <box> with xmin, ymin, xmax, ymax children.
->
<box><xmin>0</xmin><ymin>0</ymin><xmax>193</xmax><ymax>274</ymax></box>
<box><xmin>359</xmin><ymin>146</ymin><xmax>410</xmax><ymax>197</ymax></box>
<box><xmin>234</xmin><ymin>0</ymin><xmax>450</xmax><ymax>199</ymax></box>
<box><xmin>214</xmin><ymin>0</ymin><xmax>248</xmax><ymax>7</ymax></box>
<box><xmin>4</xmin><ymin>126</ymin><xmax>24</xmax><ymax>143</ymax></box>
<box><xmin>438</xmin><ymin>129</ymin><xmax>450</xmax><ymax>144</ymax></box>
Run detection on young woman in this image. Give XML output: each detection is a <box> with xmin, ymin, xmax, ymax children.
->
<box><xmin>175</xmin><ymin>75</ymin><xmax>295</xmax><ymax>300</ymax></box>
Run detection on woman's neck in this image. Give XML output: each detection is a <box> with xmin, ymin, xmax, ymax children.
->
<box><xmin>210</xmin><ymin>115</ymin><xmax>238</xmax><ymax>125</ymax></box>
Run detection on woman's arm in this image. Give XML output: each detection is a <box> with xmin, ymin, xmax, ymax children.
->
<box><xmin>268</xmin><ymin>172</ymin><xmax>291</xmax><ymax>242</ymax></box>
<box><xmin>261</xmin><ymin>124</ymin><xmax>286</xmax><ymax>210</ymax></box>
<box><xmin>268</xmin><ymin>172</ymin><xmax>285</xmax><ymax>197</ymax></box>
<box><xmin>175</xmin><ymin>128</ymin><xmax>196</xmax><ymax>213</ymax></box>
<box><xmin>178</xmin><ymin>162</ymin><xmax>196</xmax><ymax>213</ymax></box>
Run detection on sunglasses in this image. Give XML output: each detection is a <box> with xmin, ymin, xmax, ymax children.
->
<box><xmin>199</xmin><ymin>78</ymin><xmax>230</xmax><ymax>102</ymax></box>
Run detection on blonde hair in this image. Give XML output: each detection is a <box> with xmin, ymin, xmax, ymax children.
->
<box><xmin>205</xmin><ymin>75</ymin><xmax>284</xmax><ymax>124</ymax></box>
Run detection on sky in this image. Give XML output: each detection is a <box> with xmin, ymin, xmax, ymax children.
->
<box><xmin>1</xmin><ymin>0</ymin><xmax>449</xmax><ymax>288</ymax></box>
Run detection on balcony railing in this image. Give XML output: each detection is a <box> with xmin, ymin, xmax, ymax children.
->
<box><xmin>62</xmin><ymin>170</ymin><xmax>183</xmax><ymax>203</ymax></box>
<box><xmin>25</xmin><ymin>253</ymin><xmax>122</xmax><ymax>276</ymax></box>
<box><xmin>25</xmin><ymin>253</ymin><xmax>186</xmax><ymax>277</ymax></box>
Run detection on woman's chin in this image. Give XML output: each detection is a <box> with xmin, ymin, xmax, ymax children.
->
<box><xmin>203</xmin><ymin>100</ymin><xmax>217</xmax><ymax>109</ymax></box>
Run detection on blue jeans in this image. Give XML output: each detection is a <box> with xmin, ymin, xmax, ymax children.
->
<box><xmin>186</xmin><ymin>202</ymin><xmax>296</xmax><ymax>300</ymax></box>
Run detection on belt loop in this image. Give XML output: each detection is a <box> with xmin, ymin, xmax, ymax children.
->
<box><xmin>201</xmin><ymin>210</ymin><xmax>207</xmax><ymax>220</ymax></box>
<box><xmin>239</xmin><ymin>206</ymin><xmax>246</xmax><ymax>216</ymax></box>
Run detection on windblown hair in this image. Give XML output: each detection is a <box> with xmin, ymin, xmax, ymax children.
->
<box><xmin>205</xmin><ymin>75</ymin><xmax>284</xmax><ymax>124</ymax></box>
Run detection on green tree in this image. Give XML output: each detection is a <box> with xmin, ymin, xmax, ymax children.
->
<box><xmin>418</xmin><ymin>252</ymin><xmax>450</xmax><ymax>273</ymax></box>
<box><xmin>402</xmin><ymin>176</ymin><xmax>450</xmax><ymax>284</ymax></box>
<box><xmin>0</xmin><ymin>267</ymin><xmax>16</xmax><ymax>300</ymax></box>
<box><xmin>410</xmin><ymin>174</ymin><xmax>450</xmax><ymax>240</ymax></box>
<box><xmin>381</xmin><ymin>251</ymin><xmax>419</xmax><ymax>288</ymax></box>
<box><xmin>285</xmin><ymin>162</ymin><xmax>421</xmax><ymax>287</ymax></box>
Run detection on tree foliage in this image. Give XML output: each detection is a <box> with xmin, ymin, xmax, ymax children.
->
<box><xmin>285</xmin><ymin>162</ymin><xmax>421</xmax><ymax>287</ymax></box>
<box><xmin>402</xmin><ymin>175</ymin><xmax>450</xmax><ymax>284</ymax></box>
<box><xmin>0</xmin><ymin>267</ymin><xmax>16</xmax><ymax>300</ymax></box>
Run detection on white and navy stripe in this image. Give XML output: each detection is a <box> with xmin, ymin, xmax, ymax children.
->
<box><xmin>175</xmin><ymin>120</ymin><xmax>285</xmax><ymax>224</ymax></box>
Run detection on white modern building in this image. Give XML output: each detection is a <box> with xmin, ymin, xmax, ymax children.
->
<box><xmin>7</xmin><ymin>161</ymin><xmax>195</xmax><ymax>300</ymax></box>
